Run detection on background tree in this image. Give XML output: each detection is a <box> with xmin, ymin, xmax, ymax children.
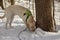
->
<box><xmin>52</xmin><ymin>0</ymin><xmax>56</xmax><ymax>32</ymax></box>
<box><xmin>35</xmin><ymin>0</ymin><xmax>56</xmax><ymax>32</ymax></box>
<box><xmin>0</xmin><ymin>0</ymin><xmax>4</xmax><ymax>9</ymax></box>
<box><xmin>10</xmin><ymin>0</ymin><xmax>15</xmax><ymax>5</ymax></box>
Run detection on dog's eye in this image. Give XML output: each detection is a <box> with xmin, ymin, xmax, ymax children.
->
<box><xmin>23</xmin><ymin>13</ymin><xmax>26</xmax><ymax>15</ymax></box>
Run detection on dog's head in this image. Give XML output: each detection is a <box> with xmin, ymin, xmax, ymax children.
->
<box><xmin>26</xmin><ymin>15</ymin><xmax>36</xmax><ymax>32</ymax></box>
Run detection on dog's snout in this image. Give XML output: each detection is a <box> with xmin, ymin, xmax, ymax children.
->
<box><xmin>31</xmin><ymin>26</ymin><xmax>36</xmax><ymax>32</ymax></box>
<box><xmin>32</xmin><ymin>29</ymin><xmax>35</xmax><ymax>32</ymax></box>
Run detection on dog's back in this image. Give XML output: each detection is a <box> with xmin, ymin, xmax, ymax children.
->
<box><xmin>4</xmin><ymin>5</ymin><xmax>28</xmax><ymax>18</ymax></box>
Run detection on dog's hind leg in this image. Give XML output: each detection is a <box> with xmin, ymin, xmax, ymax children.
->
<box><xmin>6</xmin><ymin>14</ymin><xmax>14</xmax><ymax>29</ymax></box>
<box><xmin>6</xmin><ymin>18</ymin><xmax>9</xmax><ymax>29</ymax></box>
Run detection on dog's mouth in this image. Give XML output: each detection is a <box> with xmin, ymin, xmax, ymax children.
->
<box><xmin>26</xmin><ymin>23</ymin><xmax>36</xmax><ymax>32</ymax></box>
<box><xmin>27</xmin><ymin>25</ymin><xmax>36</xmax><ymax>32</ymax></box>
<box><xmin>31</xmin><ymin>27</ymin><xmax>36</xmax><ymax>32</ymax></box>
<box><xmin>27</xmin><ymin>26</ymin><xmax>36</xmax><ymax>32</ymax></box>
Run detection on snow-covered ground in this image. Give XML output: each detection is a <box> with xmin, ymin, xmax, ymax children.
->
<box><xmin>0</xmin><ymin>1</ymin><xmax>60</xmax><ymax>40</ymax></box>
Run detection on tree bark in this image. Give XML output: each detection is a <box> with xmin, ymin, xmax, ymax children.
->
<box><xmin>35</xmin><ymin>0</ymin><xmax>56</xmax><ymax>32</ymax></box>
<box><xmin>0</xmin><ymin>0</ymin><xmax>4</xmax><ymax>9</ymax></box>
<box><xmin>58</xmin><ymin>0</ymin><xmax>60</xmax><ymax>2</ymax></box>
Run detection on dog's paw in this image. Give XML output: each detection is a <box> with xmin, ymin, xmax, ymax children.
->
<box><xmin>10</xmin><ymin>26</ymin><xmax>14</xmax><ymax>28</ymax></box>
<box><xmin>6</xmin><ymin>26</ymin><xmax>14</xmax><ymax>29</ymax></box>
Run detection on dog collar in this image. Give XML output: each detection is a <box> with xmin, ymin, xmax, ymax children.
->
<box><xmin>24</xmin><ymin>10</ymin><xmax>32</xmax><ymax>21</ymax></box>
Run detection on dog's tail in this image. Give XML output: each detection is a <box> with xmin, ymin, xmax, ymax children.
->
<box><xmin>0</xmin><ymin>14</ymin><xmax>5</xmax><ymax>19</ymax></box>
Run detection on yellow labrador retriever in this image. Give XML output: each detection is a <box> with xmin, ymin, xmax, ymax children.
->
<box><xmin>0</xmin><ymin>5</ymin><xmax>36</xmax><ymax>32</ymax></box>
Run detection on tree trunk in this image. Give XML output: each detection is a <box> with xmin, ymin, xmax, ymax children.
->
<box><xmin>0</xmin><ymin>0</ymin><xmax>4</xmax><ymax>9</ymax></box>
<box><xmin>35</xmin><ymin>0</ymin><xmax>56</xmax><ymax>32</ymax></box>
<box><xmin>58</xmin><ymin>0</ymin><xmax>60</xmax><ymax>2</ymax></box>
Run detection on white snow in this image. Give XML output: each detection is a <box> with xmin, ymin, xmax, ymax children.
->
<box><xmin>0</xmin><ymin>1</ymin><xmax>60</xmax><ymax>40</ymax></box>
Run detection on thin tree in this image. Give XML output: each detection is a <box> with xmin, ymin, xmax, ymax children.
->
<box><xmin>10</xmin><ymin>0</ymin><xmax>15</xmax><ymax>5</ymax></box>
<box><xmin>0</xmin><ymin>0</ymin><xmax>4</xmax><ymax>9</ymax></box>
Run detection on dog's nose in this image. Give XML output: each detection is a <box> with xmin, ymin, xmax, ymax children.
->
<box><xmin>31</xmin><ymin>28</ymin><xmax>36</xmax><ymax>32</ymax></box>
<box><xmin>31</xmin><ymin>26</ymin><xmax>36</xmax><ymax>32</ymax></box>
<box><xmin>32</xmin><ymin>29</ymin><xmax>35</xmax><ymax>32</ymax></box>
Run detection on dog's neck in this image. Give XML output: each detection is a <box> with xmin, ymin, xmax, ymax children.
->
<box><xmin>24</xmin><ymin>10</ymin><xmax>32</xmax><ymax>22</ymax></box>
